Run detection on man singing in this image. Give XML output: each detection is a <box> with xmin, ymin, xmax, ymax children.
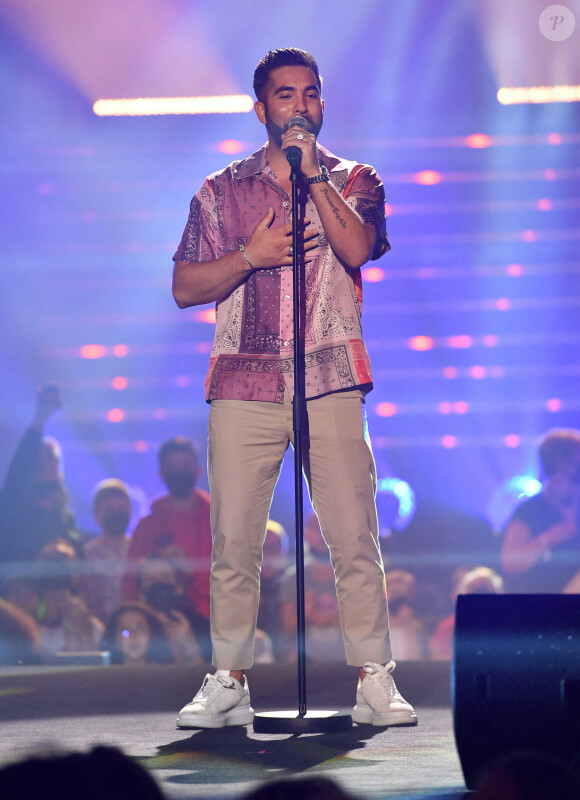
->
<box><xmin>172</xmin><ymin>48</ymin><xmax>417</xmax><ymax>729</ymax></box>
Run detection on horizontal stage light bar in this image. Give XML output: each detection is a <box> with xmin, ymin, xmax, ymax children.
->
<box><xmin>93</xmin><ymin>95</ymin><xmax>254</xmax><ymax>117</ymax></box>
<box><xmin>497</xmin><ymin>85</ymin><xmax>580</xmax><ymax>105</ymax></box>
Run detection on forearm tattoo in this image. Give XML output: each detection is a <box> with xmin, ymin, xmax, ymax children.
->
<box><xmin>320</xmin><ymin>187</ymin><xmax>347</xmax><ymax>229</ymax></box>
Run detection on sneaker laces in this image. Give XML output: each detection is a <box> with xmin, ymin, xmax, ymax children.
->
<box><xmin>364</xmin><ymin>660</ymin><xmax>398</xmax><ymax>697</ymax></box>
<box><xmin>194</xmin><ymin>672</ymin><xmax>234</xmax><ymax>702</ymax></box>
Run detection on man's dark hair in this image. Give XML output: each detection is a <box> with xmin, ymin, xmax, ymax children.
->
<box><xmin>253</xmin><ymin>48</ymin><xmax>321</xmax><ymax>102</ymax></box>
<box><xmin>157</xmin><ymin>436</ymin><xmax>198</xmax><ymax>467</ymax></box>
<box><xmin>538</xmin><ymin>428</ymin><xmax>580</xmax><ymax>477</ymax></box>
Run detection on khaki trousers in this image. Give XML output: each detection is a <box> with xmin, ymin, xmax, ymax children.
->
<box><xmin>207</xmin><ymin>389</ymin><xmax>392</xmax><ymax>669</ymax></box>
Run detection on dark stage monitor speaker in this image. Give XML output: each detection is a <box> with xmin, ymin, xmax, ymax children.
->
<box><xmin>452</xmin><ymin>593</ymin><xmax>580</xmax><ymax>790</ymax></box>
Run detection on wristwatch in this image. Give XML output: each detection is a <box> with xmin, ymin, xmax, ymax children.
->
<box><xmin>305</xmin><ymin>164</ymin><xmax>330</xmax><ymax>185</ymax></box>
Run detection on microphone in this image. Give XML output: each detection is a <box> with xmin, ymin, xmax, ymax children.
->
<box><xmin>284</xmin><ymin>116</ymin><xmax>309</xmax><ymax>169</ymax></box>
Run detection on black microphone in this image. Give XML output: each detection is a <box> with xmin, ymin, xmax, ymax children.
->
<box><xmin>284</xmin><ymin>115</ymin><xmax>309</xmax><ymax>169</ymax></box>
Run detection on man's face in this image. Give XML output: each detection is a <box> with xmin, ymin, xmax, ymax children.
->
<box><xmin>160</xmin><ymin>451</ymin><xmax>199</xmax><ymax>499</ymax></box>
<box><xmin>139</xmin><ymin>558</ymin><xmax>180</xmax><ymax>594</ymax></box>
<box><xmin>95</xmin><ymin>492</ymin><xmax>132</xmax><ymax>536</ymax></box>
<box><xmin>255</xmin><ymin>65</ymin><xmax>324</xmax><ymax>147</ymax></box>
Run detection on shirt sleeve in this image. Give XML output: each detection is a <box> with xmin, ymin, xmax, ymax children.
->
<box><xmin>510</xmin><ymin>495</ymin><xmax>561</xmax><ymax>537</ymax></box>
<box><xmin>343</xmin><ymin>165</ymin><xmax>390</xmax><ymax>260</ymax></box>
<box><xmin>0</xmin><ymin>427</ymin><xmax>43</xmax><ymax>525</ymax></box>
<box><xmin>172</xmin><ymin>179</ymin><xmax>222</xmax><ymax>263</ymax></box>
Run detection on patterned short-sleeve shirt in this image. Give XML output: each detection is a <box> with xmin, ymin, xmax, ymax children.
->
<box><xmin>173</xmin><ymin>143</ymin><xmax>390</xmax><ymax>403</ymax></box>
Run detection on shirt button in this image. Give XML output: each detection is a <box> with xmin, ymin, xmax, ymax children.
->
<box><xmin>284</xmin><ymin>341</ymin><xmax>290</xmax><ymax>347</ymax></box>
<box><xmin>283</xmin><ymin>201</ymin><xmax>289</xmax><ymax>207</ymax></box>
<box><xmin>285</xmin><ymin>294</ymin><xmax>291</xmax><ymax>300</ymax></box>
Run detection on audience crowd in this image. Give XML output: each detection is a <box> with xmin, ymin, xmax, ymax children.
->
<box><xmin>1</xmin><ymin>387</ymin><xmax>580</xmax><ymax>668</ymax></box>
<box><xmin>1</xmin><ymin>745</ymin><xmax>579</xmax><ymax>800</ymax></box>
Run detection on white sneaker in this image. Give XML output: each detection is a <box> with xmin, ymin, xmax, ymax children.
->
<box><xmin>176</xmin><ymin>672</ymin><xmax>255</xmax><ymax>729</ymax></box>
<box><xmin>352</xmin><ymin>661</ymin><xmax>418</xmax><ymax>727</ymax></box>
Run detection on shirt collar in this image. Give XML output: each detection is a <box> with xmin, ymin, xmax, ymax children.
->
<box><xmin>233</xmin><ymin>143</ymin><xmax>343</xmax><ymax>181</ymax></box>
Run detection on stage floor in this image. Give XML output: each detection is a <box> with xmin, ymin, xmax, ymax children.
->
<box><xmin>0</xmin><ymin>661</ymin><xmax>466</xmax><ymax>800</ymax></box>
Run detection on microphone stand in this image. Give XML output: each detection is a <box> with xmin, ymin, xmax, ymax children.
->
<box><xmin>253</xmin><ymin>155</ymin><xmax>352</xmax><ymax>734</ymax></box>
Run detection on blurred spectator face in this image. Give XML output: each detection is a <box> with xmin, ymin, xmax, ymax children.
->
<box><xmin>262</xmin><ymin>527</ymin><xmax>288</xmax><ymax>579</ymax></box>
<box><xmin>462</xmin><ymin>578</ymin><xmax>496</xmax><ymax>594</ymax></box>
<box><xmin>94</xmin><ymin>492</ymin><xmax>132</xmax><ymax>537</ymax></box>
<box><xmin>37</xmin><ymin>540</ymin><xmax>78</xmax><ymax>593</ymax></box>
<box><xmin>138</xmin><ymin>559</ymin><xmax>185</xmax><ymax>617</ymax></box>
<box><xmin>539</xmin><ymin>429</ymin><xmax>580</xmax><ymax>481</ymax></box>
<box><xmin>304</xmin><ymin>514</ymin><xmax>329</xmax><ymax>557</ymax></box>
<box><xmin>138</xmin><ymin>558</ymin><xmax>182</xmax><ymax>595</ymax></box>
<box><xmin>159</xmin><ymin>450</ymin><xmax>199</xmax><ymax>500</ymax></box>
<box><xmin>457</xmin><ymin>567</ymin><xmax>504</xmax><ymax>596</ymax></box>
<box><xmin>385</xmin><ymin>570</ymin><xmax>416</xmax><ymax>615</ymax></box>
<box><xmin>386</xmin><ymin>571</ymin><xmax>415</xmax><ymax>600</ymax></box>
<box><xmin>114</xmin><ymin>609</ymin><xmax>152</xmax><ymax>665</ymax></box>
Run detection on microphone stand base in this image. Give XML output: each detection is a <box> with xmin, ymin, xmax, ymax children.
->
<box><xmin>253</xmin><ymin>710</ymin><xmax>352</xmax><ymax>734</ymax></box>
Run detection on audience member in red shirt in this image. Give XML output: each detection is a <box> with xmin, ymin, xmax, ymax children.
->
<box><xmin>122</xmin><ymin>437</ymin><xmax>212</xmax><ymax>659</ymax></box>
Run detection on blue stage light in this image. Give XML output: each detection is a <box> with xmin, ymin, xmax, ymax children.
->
<box><xmin>376</xmin><ymin>478</ymin><xmax>417</xmax><ymax>534</ymax></box>
<box><xmin>488</xmin><ymin>476</ymin><xmax>542</xmax><ymax>531</ymax></box>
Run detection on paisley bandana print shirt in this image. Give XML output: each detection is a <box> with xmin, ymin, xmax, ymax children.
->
<box><xmin>173</xmin><ymin>144</ymin><xmax>390</xmax><ymax>403</ymax></box>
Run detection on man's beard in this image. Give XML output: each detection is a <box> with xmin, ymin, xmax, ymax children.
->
<box><xmin>265</xmin><ymin>113</ymin><xmax>323</xmax><ymax>147</ymax></box>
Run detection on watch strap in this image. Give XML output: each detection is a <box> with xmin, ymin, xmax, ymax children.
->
<box><xmin>305</xmin><ymin>165</ymin><xmax>330</xmax><ymax>185</ymax></box>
